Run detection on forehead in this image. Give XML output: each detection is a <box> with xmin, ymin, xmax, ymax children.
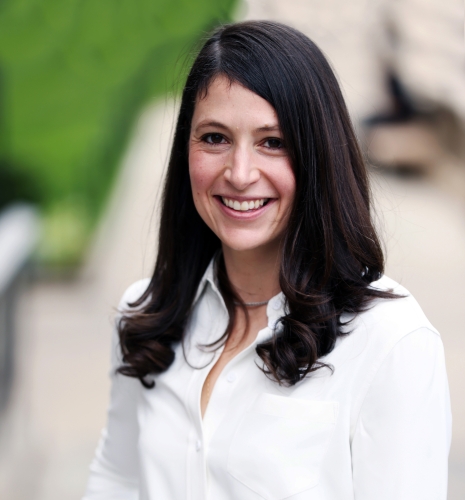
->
<box><xmin>192</xmin><ymin>75</ymin><xmax>279</xmax><ymax>127</ymax></box>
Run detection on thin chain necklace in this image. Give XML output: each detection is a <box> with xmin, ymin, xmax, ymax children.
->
<box><xmin>233</xmin><ymin>299</ymin><xmax>269</xmax><ymax>307</ymax></box>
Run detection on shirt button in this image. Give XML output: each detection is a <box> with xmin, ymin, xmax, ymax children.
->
<box><xmin>226</xmin><ymin>372</ymin><xmax>237</xmax><ymax>383</ymax></box>
<box><xmin>195</xmin><ymin>439</ymin><xmax>202</xmax><ymax>452</ymax></box>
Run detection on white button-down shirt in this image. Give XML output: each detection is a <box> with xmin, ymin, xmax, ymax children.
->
<box><xmin>84</xmin><ymin>260</ymin><xmax>451</xmax><ymax>500</ymax></box>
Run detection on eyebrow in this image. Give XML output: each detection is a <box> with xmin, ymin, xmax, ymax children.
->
<box><xmin>256</xmin><ymin>124</ymin><xmax>280</xmax><ymax>132</ymax></box>
<box><xmin>195</xmin><ymin>121</ymin><xmax>229</xmax><ymax>131</ymax></box>
<box><xmin>194</xmin><ymin>120</ymin><xmax>281</xmax><ymax>133</ymax></box>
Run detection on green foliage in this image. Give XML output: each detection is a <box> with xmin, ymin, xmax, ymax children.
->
<box><xmin>0</xmin><ymin>0</ymin><xmax>237</xmax><ymax>266</ymax></box>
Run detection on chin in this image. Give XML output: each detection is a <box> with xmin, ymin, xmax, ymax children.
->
<box><xmin>219</xmin><ymin>232</ymin><xmax>280</xmax><ymax>254</ymax></box>
<box><xmin>222</xmin><ymin>242</ymin><xmax>264</xmax><ymax>253</ymax></box>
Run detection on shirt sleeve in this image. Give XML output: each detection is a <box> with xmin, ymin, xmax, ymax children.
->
<box><xmin>83</xmin><ymin>281</ymin><xmax>149</xmax><ymax>499</ymax></box>
<box><xmin>351</xmin><ymin>327</ymin><xmax>452</xmax><ymax>500</ymax></box>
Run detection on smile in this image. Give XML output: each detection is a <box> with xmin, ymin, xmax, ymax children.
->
<box><xmin>221</xmin><ymin>197</ymin><xmax>269</xmax><ymax>212</ymax></box>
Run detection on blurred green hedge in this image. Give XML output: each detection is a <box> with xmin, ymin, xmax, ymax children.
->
<box><xmin>0</xmin><ymin>0</ymin><xmax>237</xmax><ymax>267</ymax></box>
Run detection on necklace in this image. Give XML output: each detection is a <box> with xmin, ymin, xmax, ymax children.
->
<box><xmin>234</xmin><ymin>299</ymin><xmax>269</xmax><ymax>307</ymax></box>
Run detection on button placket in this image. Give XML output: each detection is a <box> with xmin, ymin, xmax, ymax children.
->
<box><xmin>202</xmin><ymin>347</ymin><xmax>253</xmax><ymax>445</ymax></box>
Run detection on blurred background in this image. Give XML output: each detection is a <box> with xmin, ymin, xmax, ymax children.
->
<box><xmin>0</xmin><ymin>0</ymin><xmax>463</xmax><ymax>498</ymax></box>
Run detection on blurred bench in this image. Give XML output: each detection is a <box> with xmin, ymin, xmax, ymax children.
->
<box><xmin>0</xmin><ymin>204</ymin><xmax>39</xmax><ymax>414</ymax></box>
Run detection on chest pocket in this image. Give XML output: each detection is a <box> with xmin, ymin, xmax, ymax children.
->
<box><xmin>227</xmin><ymin>393</ymin><xmax>338</xmax><ymax>500</ymax></box>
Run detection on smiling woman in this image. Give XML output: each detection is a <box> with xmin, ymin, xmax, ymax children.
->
<box><xmin>83</xmin><ymin>21</ymin><xmax>451</xmax><ymax>500</ymax></box>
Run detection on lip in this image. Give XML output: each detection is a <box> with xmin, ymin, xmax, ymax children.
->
<box><xmin>214</xmin><ymin>195</ymin><xmax>276</xmax><ymax>220</ymax></box>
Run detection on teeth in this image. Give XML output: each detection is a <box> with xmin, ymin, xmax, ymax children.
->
<box><xmin>221</xmin><ymin>197</ymin><xmax>267</xmax><ymax>211</ymax></box>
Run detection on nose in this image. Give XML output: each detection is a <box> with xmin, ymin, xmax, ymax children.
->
<box><xmin>223</xmin><ymin>144</ymin><xmax>260</xmax><ymax>191</ymax></box>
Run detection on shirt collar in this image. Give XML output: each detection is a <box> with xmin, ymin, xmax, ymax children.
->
<box><xmin>192</xmin><ymin>254</ymin><xmax>221</xmax><ymax>307</ymax></box>
<box><xmin>265</xmin><ymin>292</ymin><xmax>286</xmax><ymax>330</ymax></box>
<box><xmin>192</xmin><ymin>254</ymin><xmax>287</xmax><ymax>334</ymax></box>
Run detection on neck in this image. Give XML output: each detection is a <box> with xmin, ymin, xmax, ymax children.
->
<box><xmin>222</xmin><ymin>243</ymin><xmax>281</xmax><ymax>303</ymax></box>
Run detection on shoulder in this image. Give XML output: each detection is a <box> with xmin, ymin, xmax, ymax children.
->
<box><xmin>362</xmin><ymin>274</ymin><xmax>439</xmax><ymax>339</ymax></box>
<box><xmin>111</xmin><ymin>278</ymin><xmax>151</xmax><ymax>366</ymax></box>
<box><xmin>334</xmin><ymin>275</ymin><xmax>440</xmax><ymax>375</ymax></box>
<box><xmin>118</xmin><ymin>278</ymin><xmax>151</xmax><ymax>313</ymax></box>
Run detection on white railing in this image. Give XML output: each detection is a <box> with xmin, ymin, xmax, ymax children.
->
<box><xmin>0</xmin><ymin>204</ymin><xmax>39</xmax><ymax>413</ymax></box>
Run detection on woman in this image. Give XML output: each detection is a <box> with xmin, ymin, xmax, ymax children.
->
<box><xmin>84</xmin><ymin>21</ymin><xmax>451</xmax><ymax>500</ymax></box>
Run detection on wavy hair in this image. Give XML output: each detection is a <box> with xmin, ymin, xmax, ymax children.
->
<box><xmin>117</xmin><ymin>21</ymin><xmax>396</xmax><ymax>388</ymax></box>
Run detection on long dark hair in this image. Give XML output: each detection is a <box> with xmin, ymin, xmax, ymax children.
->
<box><xmin>117</xmin><ymin>21</ymin><xmax>395</xmax><ymax>388</ymax></box>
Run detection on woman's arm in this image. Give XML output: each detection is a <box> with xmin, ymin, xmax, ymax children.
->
<box><xmin>352</xmin><ymin>327</ymin><xmax>452</xmax><ymax>499</ymax></box>
<box><xmin>83</xmin><ymin>280</ymin><xmax>149</xmax><ymax>499</ymax></box>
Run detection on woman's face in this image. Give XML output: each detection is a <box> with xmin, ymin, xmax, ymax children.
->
<box><xmin>188</xmin><ymin>75</ymin><xmax>295</xmax><ymax>255</ymax></box>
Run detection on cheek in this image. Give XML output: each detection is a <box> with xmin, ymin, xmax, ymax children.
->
<box><xmin>276</xmin><ymin>162</ymin><xmax>296</xmax><ymax>206</ymax></box>
<box><xmin>188</xmin><ymin>148</ymin><xmax>217</xmax><ymax>216</ymax></box>
<box><xmin>188</xmin><ymin>151</ymin><xmax>206</xmax><ymax>193</ymax></box>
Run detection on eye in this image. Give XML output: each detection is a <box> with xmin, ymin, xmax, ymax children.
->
<box><xmin>202</xmin><ymin>133</ymin><xmax>227</xmax><ymax>145</ymax></box>
<box><xmin>263</xmin><ymin>137</ymin><xmax>285</xmax><ymax>150</ymax></box>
